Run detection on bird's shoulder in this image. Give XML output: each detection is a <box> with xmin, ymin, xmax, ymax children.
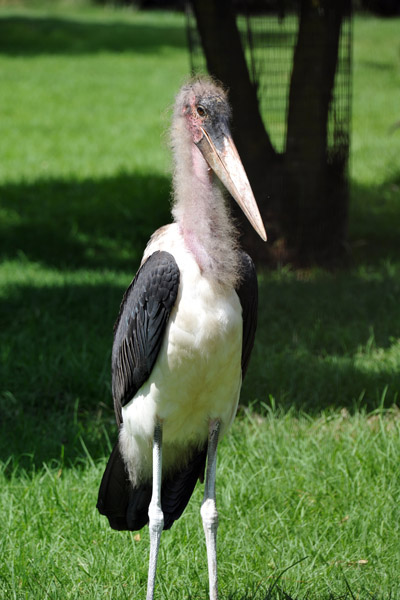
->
<box><xmin>113</xmin><ymin>249</ymin><xmax>180</xmax><ymax>334</ymax></box>
<box><xmin>142</xmin><ymin>223</ymin><xmax>181</xmax><ymax>264</ymax></box>
<box><xmin>235</xmin><ymin>251</ymin><xmax>257</xmax><ymax>294</ymax></box>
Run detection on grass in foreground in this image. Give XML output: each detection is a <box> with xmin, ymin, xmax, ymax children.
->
<box><xmin>0</xmin><ymin>3</ymin><xmax>400</xmax><ymax>599</ymax></box>
<box><xmin>2</xmin><ymin>408</ymin><xmax>400</xmax><ymax>599</ymax></box>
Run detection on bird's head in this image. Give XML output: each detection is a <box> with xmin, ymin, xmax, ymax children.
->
<box><xmin>174</xmin><ymin>78</ymin><xmax>267</xmax><ymax>242</ymax></box>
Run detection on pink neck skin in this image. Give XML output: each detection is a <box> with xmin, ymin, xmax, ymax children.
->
<box><xmin>180</xmin><ymin>145</ymin><xmax>216</xmax><ymax>274</ymax></box>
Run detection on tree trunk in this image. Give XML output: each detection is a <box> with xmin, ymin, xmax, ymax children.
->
<box><xmin>283</xmin><ymin>0</ymin><xmax>349</xmax><ymax>263</ymax></box>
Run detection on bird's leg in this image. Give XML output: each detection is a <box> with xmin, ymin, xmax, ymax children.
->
<box><xmin>146</xmin><ymin>420</ymin><xmax>164</xmax><ymax>600</ymax></box>
<box><xmin>201</xmin><ymin>419</ymin><xmax>221</xmax><ymax>600</ymax></box>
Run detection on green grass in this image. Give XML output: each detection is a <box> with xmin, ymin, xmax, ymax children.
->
<box><xmin>0</xmin><ymin>3</ymin><xmax>400</xmax><ymax>598</ymax></box>
<box><xmin>2</xmin><ymin>409</ymin><xmax>400</xmax><ymax>599</ymax></box>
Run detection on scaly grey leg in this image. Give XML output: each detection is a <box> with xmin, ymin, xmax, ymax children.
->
<box><xmin>200</xmin><ymin>419</ymin><xmax>221</xmax><ymax>600</ymax></box>
<box><xmin>146</xmin><ymin>420</ymin><xmax>164</xmax><ymax>600</ymax></box>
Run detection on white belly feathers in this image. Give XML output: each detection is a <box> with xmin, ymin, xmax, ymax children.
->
<box><xmin>119</xmin><ymin>224</ymin><xmax>243</xmax><ymax>485</ymax></box>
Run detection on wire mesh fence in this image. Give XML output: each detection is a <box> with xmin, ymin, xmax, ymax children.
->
<box><xmin>186</xmin><ymin>1</ymin><xmax>351</xmax><ymax>163</ymax></box>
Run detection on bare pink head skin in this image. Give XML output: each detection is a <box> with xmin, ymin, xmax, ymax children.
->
<box><xmin>170</xmin><ymin>78</ymin><xmax>266</xmax><ymax>288</ymax></box>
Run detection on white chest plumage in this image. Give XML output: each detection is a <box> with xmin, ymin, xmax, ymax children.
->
<box><xmin>119</xmin><ymin>224</ymin><xmax>243</xmax><ymax>484</ymax></box>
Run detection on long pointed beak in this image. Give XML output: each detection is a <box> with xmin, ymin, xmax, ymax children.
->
<box><xmin>196</xmin><ymin>127</ymin><xmax>267</xmax><ymax>242</ymax></box>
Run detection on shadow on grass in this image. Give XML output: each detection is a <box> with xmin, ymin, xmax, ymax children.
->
<box><xmin>348</xmin><ymin>175</ymin><xmax>400</xmax><ymax>266</ymax></box>
<box><xmin>1</xmin><ymin>173</ymin><xmax>400</xmax><ymax>468</ymax></box>
<box><xmin>0</xmin><ymin>14</ymin><xmax>186</xmax><ymax>56</ymax></box>
<box><xmin>0</xmin><ymin>172</ymin><xmax>171</xmax><ymax>271</ymax></box>
<box><xmin>0</xmin><ymin>171</ymin><xmax>171</xmax><ymax>468</ymax></box>
<box><xmin>242</xmin><ymin>265</ymin><xmax>400</xmax><ymax>412</ymax></box>
<box><xmin>2</xmin><ymin>264</ymin><xmax>400</xmax><ymax>468</ymax></box>
<box><xmin>0</xmin><ymin>280</ymin><xmax>119</xmax><ymax>470</ymax></box>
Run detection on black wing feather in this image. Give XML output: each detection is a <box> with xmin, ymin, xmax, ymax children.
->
<box><xmin>112</xmin><ymin>251</ymin><xmax>180</xmax><ymax>426</ymax></box>
<box><xmin>97</xmin><ymin>251</ymin><xmax>180</xmax><ymax>528</ymax></box>
<box><xmin>235</xmin><ymin>251</ymin><xmax>258</xmax><ymax>378</ymax></box>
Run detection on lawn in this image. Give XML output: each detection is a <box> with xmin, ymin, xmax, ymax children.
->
<box><xmin>0</xmin><ymin>3</ymin><xmax>400</xmax><ymax>599</ymax></box>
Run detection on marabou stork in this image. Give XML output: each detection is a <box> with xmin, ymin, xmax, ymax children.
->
<box><xmin>97</xmin><ymin>78</ymin><xmax>266</xmax><ymax>600</ymax></box>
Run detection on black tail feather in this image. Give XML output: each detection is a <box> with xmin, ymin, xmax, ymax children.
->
<box><xmin>97</xmin><ymin>441</ymin><xmax>207</xmax><ymax>532</ymax></box>
<box><xmin>162</xmin><ymin>444</ymin><xmax>207</xmax><ymax>530</ymax></box>
<box><xmin>96</xmin><ymin>442</ymin><xmax>151</xmax><ymax>531</ymax></box>
<box><xmin>126</xmin><ymin>482</ymin><xmax>152</xmax><ymax>530</ymax></box>
<box><xmin>97</xmin><ymin>442</ymin><xmax>129</xmax><ymax>530</ymax></box>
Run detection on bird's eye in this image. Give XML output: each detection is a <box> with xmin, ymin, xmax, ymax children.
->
<box><xmin>196</xmin><ymin>105</ymin><xmax>206</xmax><ymax>117</ymax></box>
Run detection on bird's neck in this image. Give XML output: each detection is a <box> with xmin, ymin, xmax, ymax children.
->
<box><xmin>171</xmin><ymin>136</ymin><xmax>240</xmax><ymax>290</ymax></box>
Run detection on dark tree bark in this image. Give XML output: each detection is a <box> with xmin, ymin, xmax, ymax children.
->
<box><xmin>283</xmin><ymin>0</ymin><xmax>349</xmax><ymax>263</ymax></box>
